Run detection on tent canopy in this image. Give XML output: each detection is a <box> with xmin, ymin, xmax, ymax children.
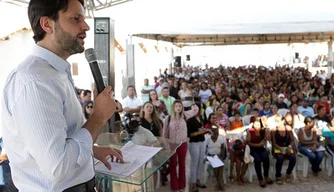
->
<box><xmin>2</xmin><ymin>0</ymin><xmax>334</xmax><ymax>45</ymax></box>
<box><xmin>95</xmin><ymin>0</ymin><xmax>334</xmax><ymax>45</ymax></box>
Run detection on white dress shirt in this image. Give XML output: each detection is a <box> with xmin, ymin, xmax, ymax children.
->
<box><xmin>1</xmin><ymin>45</ymin><xmax>94</xmax><ymax>191</ymax></box>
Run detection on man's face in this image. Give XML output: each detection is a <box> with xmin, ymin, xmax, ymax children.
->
<box><xmin>128</xmin><ymin>87</ymin><xmax>135</xmax><ymax>96</ymax></box>
<box><xmin>162</xmin><ymin>89</ymin><xmax>169</xmax><ymax>97</ymax></box>
<box><xmin>144</xmin><ymin>79</ymin><xmax>149</xmax><ymax>85</ymax></box>
<box><xmin>83</xmin><ymin>93</ymin><xmax>91</xmax><ymax>102</ymax></box>
<box><xmin>53</xmin><ymin>0</ymin><xmax>90</xmax><ymax>55</ymax></box>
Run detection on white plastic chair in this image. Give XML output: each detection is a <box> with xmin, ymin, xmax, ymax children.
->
<box><xmin>324</xmin><ymin>150</ymin><xmax>334</xmax><ymax>176</ymax></box>
<box><xmin>277</xmin><ymin>109</ymin><xmax>290</xmax><ymax>117</ymax></box>
<box><xmin>242</xmin><ymin>115</ymin><xmax>253</xmax><ymax>126</ymax></box>
<box><xmin>203</xmin><ymin>159</ymin><xmax>228</xmax><ymax>184</ymax></box>
<box><xmin>293</xmin><ymin>130</ymin><xmax>326</xmax><ymax>177</ymax></box>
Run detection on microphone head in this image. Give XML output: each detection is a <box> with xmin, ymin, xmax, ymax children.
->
<box><xmin>85</xmin><ymin>48</ymin><xmax>97</xmax><ymax>63</ymax></box>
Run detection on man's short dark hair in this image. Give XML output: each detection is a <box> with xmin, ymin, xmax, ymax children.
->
<box><xmin>28</xmin><ymin>0</ymin><xmax>84</xmax><ymax>43</ymax></box>
<box><xmin>83</xmin><ymin>90</ymin><xmax>91</xmax><ymax>96</ymax></box>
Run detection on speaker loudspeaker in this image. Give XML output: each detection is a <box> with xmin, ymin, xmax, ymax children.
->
<box><xmin>174</xmin><ymin>56</ymin><xmax>181</xmax><ymax>67</ymax></box>
<box><xmin>186</xmin><ymin>55</ymin><xmax>190</xmax><ymax>61</ymax></box>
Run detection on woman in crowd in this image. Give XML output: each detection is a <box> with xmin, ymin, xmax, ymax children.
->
<box><xmin>163</xmin><ymin>100</ymin><xmax>198</xmax><ymax>192</ymax></box>
<box><xmin>84</xmin><ymin>101</ymin><xmax>94</xmax><ymax>120</ymax></box>
<box><xmin>254</xmin><ymin>94</ymin><xmax>265</xmax><ymax>111</ymax></box>
<box><xmin>178</xmin><ymin>81</ymin><xmax>193</xmax><ymax>106</ymax></box>
<box><xmin>230</xmin><ymin>111</ymin><xmax>243</xmax><ymax>131</ymax></box>
<box><xmin>199</xmin><ymin>82</ymin><xmax>213</xmax><ymax>105</ymax></box>
<box><xmin>216</xmin><ymin>106</ymin><xmax>230</xmax><ymax>130</ymax></box>
<box><xmin>187</xmin><ymin>102</ymin><xmax>208</xmax><ymax>192</ymax></box>
<box><xmin>267</xmin><ymin>104</ymin><xmax>279</xmax><ymax>129</ymax></box>
<box><xmin>242</xmin><ymin>102</ymin><xmax>253</xmax><ymax>116</ymax></box>
<box><xmin>298</xmin><ymin>116</ymin><xmax>324</xmax><ymax>176</ymax></box>
<box><xmin>289</xmin><ymin>103</ymin><xmax>305</xmax><ymax>129</ymax></box>
<box><xmin>205</xmin><ymin>126</ymin><xmax>226</xmax><ymax>190</ymax></box>
<box><xmin>246</xmin><ymin>118</ymin><xmax>273</xmax><ymax>187</ymax></box>
<box><xmin>259</xmin><ymin>101</ymin><xmax>272</xmax><ymax>117</ymax></box>
<box><xmin>271</xmin><ymin>115</ymin><xmax>297</xmax><ymax>184</ymax></box>
<box><xmin>140</xmin><ymin>101</ymin><xmax>163</xmax><ymax>137</ymax></box>
<box><xmin>149</xmin><ymin>90</ymin><xmax>168</xmax><ymax>116</ymax></box>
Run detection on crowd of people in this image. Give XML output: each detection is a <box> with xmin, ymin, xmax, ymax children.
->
<box><xmin>75</xmin><ymin>64</ymin><xmax>334</xmax><ymax>192</ymax></box>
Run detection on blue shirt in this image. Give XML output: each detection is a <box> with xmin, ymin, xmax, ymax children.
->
<box><xmin>1</xmin><ymin>45</ymin><xmax>94</xmax><ymax>191</ymax></box>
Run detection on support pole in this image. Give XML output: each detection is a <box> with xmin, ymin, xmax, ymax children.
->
<box><xmin>328</xmin><ymin>40</ymin><xmax>333</xmax><ymax>78</ymax></box>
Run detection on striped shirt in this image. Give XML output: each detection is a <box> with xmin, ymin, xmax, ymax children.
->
<box><xmin>1</xmin><ymin>45</ymin><xmax>94</xmax><ymax>191</ymax></box>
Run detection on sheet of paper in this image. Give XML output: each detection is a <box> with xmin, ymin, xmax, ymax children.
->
<box><xmin>306</xmin><ymin>145</ymin><xmax>326</xmax><ymax>152</ymax></box>
<box><xmin>95</xmin><ymin>141</ymin><xmax>162</xmax><ymax>178</ymax></box>
<box><xmin>206</xmin><ymin>155</ymin><xmax>224</xmax><ymax>168</ymax></box>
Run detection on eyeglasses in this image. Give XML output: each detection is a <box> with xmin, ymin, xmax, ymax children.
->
<box><xmin>86</xmin><ymin>105</ymin><xmax>93</xmax><ymax>109</ymax></box>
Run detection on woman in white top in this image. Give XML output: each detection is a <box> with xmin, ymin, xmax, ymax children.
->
<box><xmin>178</xmin><ymin>81</ymin><xmax>192</xmax><ymax>107</ymax></box>
<box><xmin>199</xmin><ymin>82</ymin><xmax>212</xmax><ymax>105</ymax></box>
<box><xmin>289</xmin><ymin>103</ymin><xmax>305</xmax><ymax>129</ymax></box>
<box><xmin>205</xmin><ymin>126</ymin><xmax>226</xmax><ymax>190</ymax></box>
<box><xmin>297</xmin><ymin>116</ymin><xmax>324</xmax><ymax>176</ymax></box>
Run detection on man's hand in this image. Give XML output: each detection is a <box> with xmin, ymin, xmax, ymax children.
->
<box><xmin>0</xmin><ymin>153</ymin><xmax>8</xmax><ymax>164</ymax></box>
<box><xmin>93</xmin><ymin>146</ymin><xmax>124</xmax><ymax>170</ymax></box>
<box><xmin>93</xmin><ymin>86</ymin><xmax>116</xmax><ymax>123</ymax></box>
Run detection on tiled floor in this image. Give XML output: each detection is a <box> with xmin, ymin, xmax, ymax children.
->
<box><xmin>103</xmin><ymin>152</ymin><xmax>334</xmax><ymax>192</ymax></box>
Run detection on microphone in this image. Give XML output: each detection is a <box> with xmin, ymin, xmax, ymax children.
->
<box><xmin>85</xmin><ymin>48</ymin><xmax>105</xmax><ymax>94</ymax></box>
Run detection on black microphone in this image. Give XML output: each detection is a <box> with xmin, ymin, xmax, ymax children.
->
<box><xmin>85</xmin><ymin>48</ymin><xmax>105</xmax><ymax>94</ymax></box>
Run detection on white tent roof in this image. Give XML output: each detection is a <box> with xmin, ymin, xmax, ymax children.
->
<box><xmin>2</xmin><ymin>0</ymin><xmax>334</xmax><ymax>40</ymax></box>
<box><xmin>95</xmin><ymin>0</ymin><xmax>334</xmax><ymax>35</ymax></box>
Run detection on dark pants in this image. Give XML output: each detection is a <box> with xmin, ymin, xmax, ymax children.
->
<box><xmin>298</xmin><ymin>145</ymin><xmax>324</xmax><ymax>173</ymax></box>
<box><xmin>63</xmin><ymin>177</ymin><xmax>95</xmax><ymax>192</ymax></box>
<box><xmin>250</xmin><ymin>149</ymin><xmax>270</xmax><ymax>181</ymax></box>
<box><xmin>275</xmin><ymin>154</ymin><xmax>296</xmax><ymax>178</ymax></box>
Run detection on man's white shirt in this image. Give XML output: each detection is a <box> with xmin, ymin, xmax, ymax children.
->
<box><xmin>1</xmin><ymin>45</ymin><xmax>94</xmax><ymax>191</ymax></box>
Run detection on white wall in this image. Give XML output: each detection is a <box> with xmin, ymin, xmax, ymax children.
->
<box><xmin>0</xmin><ymin>26</ymin><xmax>173</xmax><ymax>103</ymax></box>
<box><xmin>0</xmin><ymin>22</ymin><xmax>96</xmax><ymax>97</ymax></box>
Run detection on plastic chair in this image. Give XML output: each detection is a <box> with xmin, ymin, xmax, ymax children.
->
<box><xmin>242</xmin><ymin>115</ymin><xmax>253</xmax><ymax>126</ymax></box>
<box><xmin>325</xmin><ymin>151</ymin><xmax>333</xmax><ymax>176</ymax></box>
<box><xmin>203</xmin><ymin>159</ymin><xmax>228</xmax><ymax>184</ymax></box>
<box><xmin>277</xmin><ymin>109</ymin><xmax>290</xmax><ymax>117</ymax></box>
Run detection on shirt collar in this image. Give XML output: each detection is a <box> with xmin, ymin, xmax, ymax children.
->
<box><xmin>31</xmin><ymin>44</ymin><xmax>70</xmax><ymax>73</ymax></box>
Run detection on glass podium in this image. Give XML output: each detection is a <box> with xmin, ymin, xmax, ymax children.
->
<box><xmin>94</xmin><ymin>133</ymin><xmax>181</xmax><ymax>192</ymax></box>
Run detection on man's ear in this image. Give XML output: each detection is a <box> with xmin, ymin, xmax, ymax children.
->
<box><xmin>39</xmin><ymin>16</ymin><xmax>54</xmax><ymax>34</ymax></box>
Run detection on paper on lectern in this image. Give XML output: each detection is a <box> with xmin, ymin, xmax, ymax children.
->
<box><xmin>95</xmin><ymin>141</ymin><xmax>162</xmax><ymax>178</ymax></box>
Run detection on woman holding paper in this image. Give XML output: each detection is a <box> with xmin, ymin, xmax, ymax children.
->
<box><xmin>205</xmin><ymin>126</ymin><xmax>226</xmax><ymax>190</ymax></box>
<box><xmin>271</xmin><ymin>115</ymin><xmax>297</xmax><ymax>184</ymax></box>
<box><xmin>163</xmin><ymin>100</ymin><xmax>198</xmax><ymax>192</ymax></box>
<box><xmin>298</xmin><ymin>116</ymin><xmax>324</xmax><ymax>176</ymax></box>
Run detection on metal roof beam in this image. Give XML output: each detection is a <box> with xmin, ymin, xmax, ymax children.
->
<box><xmin>134</xmin><ymin>33</ymin><xmax>334</xmax><ymax>47</ymax></box>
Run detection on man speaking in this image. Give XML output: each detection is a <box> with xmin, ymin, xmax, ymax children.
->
<box><xmin>1</xmin><ymin>0</ymin><xmax>123</xmax><ymax>191</ymax></box>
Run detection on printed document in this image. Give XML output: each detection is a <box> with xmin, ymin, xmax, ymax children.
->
<box><xmin>95</xmin><ymin>141</ymin><xmax>162</xmax><ymax>178</ymax></box>
<box><xmin>206</xmin><ymin>155</ymin><xmax>224</xmax><ymax>168</ymax></box>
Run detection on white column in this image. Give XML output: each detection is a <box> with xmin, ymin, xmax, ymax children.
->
<box><xmin>328</xmin><ymin>40</ymin><xmax>333</xmax><ymax>78</ymax></box>
<box><xmin>169</xmin><ymin>47</ymin><xmax>174</xmax><ymax>74</ymax></box>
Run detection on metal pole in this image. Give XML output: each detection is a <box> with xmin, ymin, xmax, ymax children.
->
<box><xmin>328</xmin><ymin>40</ymin><xmax>333</xmax><ymax>78</ymax></box>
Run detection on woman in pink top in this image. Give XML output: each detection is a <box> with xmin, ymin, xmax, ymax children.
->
<box><xmin>163</xmin><ymin>100</ymin><xmax>198</xmax><ymax>192</ymax></box>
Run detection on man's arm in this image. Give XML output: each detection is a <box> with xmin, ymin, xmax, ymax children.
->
<box><xmin>11</xmin><ymin>81</ymin><xmax>113</xmax><ymax>183</ymax></box>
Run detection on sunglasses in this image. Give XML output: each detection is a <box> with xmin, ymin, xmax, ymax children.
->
<box><xmin>86</xmin><ymin>105</ymin><xmax>93</xmax><ymax>109</ymax></box>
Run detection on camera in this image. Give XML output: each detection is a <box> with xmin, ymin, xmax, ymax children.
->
<box><xmin>122</xmin><ymin>113</ymin><xmax>141</xmax><ymax>135</ymax></box>
<box><xmin>127</xmin><ymin>120</ymin><xmax>140</xmax><ymax>134</ymax></box>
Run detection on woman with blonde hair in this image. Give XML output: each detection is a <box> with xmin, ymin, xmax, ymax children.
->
<box><xmin>178</xmin><ymin>81</ymin><xmax>193</xmax><ymax>106</ymax></box>
<box><xmin>163</xmin><ymin>100</ymin><xmax>198</xmax><ymax>192</ymax></box>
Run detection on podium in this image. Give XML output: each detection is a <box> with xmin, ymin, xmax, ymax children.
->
<box><xmin>94</xmin><ymin>133</ymin><xmax>181</xmax><ymax>192</ymax></box>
